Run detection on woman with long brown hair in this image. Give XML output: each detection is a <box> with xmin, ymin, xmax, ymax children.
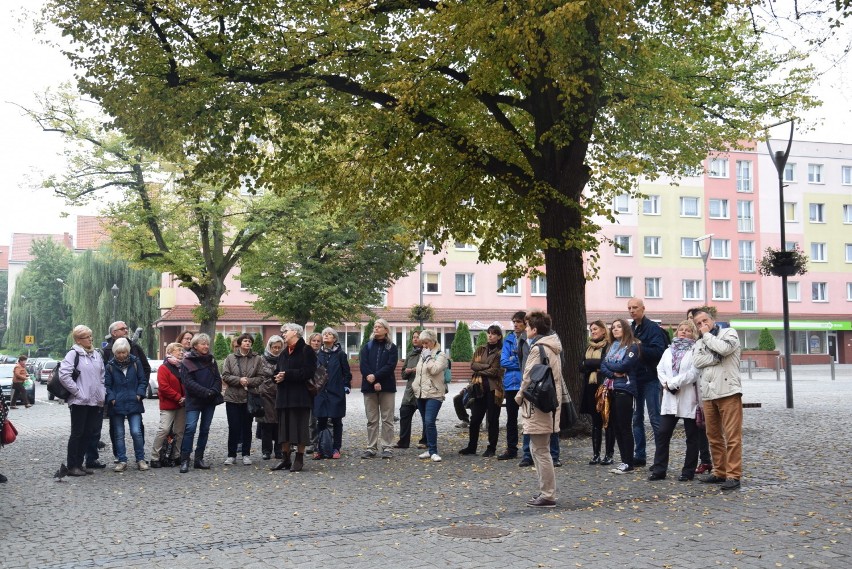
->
<box><xmin>600</xmin><ymin>319</ymin><xmax>641</xmax><ymax>474</ymax></box>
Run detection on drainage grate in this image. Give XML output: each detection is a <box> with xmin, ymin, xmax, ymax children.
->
<box><xmin>436</xmin><ymin>525</ymin><xmax>512</xmax><ymax>539</ymax></box>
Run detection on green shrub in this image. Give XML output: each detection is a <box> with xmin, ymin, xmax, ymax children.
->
<box><xmin>361</xmin><ymin>319</ymin><xmax>375</xmax><ymax>350</ymax></box>
<box><xmin>475</xmin><ymin>331</ymin><xmax>488</xmax><ymax>347</ymax></box>
<box><xmin>451</xmin><ymin>321</ymin><xmax>474</xmax><ymax>362</ymax></box>
<box><xmin>253</xmin><ymin>332</ymin><xmax>265</xmax><ymax>354</ymax></box>
<box><xmin>213</xmin><ymin>332</ymin><xmax>230</xmax><ymax>362</ymax></box>
<box><xmin>757</xmin><ymin>328</ymin><xmax>776</xmax><ymax>351</ymax></box>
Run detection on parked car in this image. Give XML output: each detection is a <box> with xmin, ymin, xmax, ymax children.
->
<box><xmin>0</xmin><ymin>363</ymin><xmax>36</xmax><ymax>405</ymax></box>
<box><xmin>38</xmin><ymin>360</ymin><xmax>58</xmax><ymax>384</ymax></box>
<box><xmin>147</xmin><ymin>359</ymin><xmax>162</xmax><ymax>399</ymax></box>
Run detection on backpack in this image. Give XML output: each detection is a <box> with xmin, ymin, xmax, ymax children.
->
<box><xmin>47</xmin><ymin>351</ymin><xmax>80</xmax><ymax>401</ymax></box>
<box><xmin>443</xmin><ymin>356</ymin><xmax>452</xmax><ymax>384</ymax></box>
<box><xmin>522</xmin><ymin>345</ymin><xmax>558</xmax><ymax>413</ymax></box>
<box><xmin>317</xmin><ymin>423</ymin><xmax>334</xmax><ymax>458</ymax></box>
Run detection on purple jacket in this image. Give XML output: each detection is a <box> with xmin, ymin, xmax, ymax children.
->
<box><xmin>59</xmin><ymin>344</ymin><xmax>106</xmax><ymax>407</ymax></box>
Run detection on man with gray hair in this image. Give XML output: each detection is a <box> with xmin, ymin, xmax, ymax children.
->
<box><xmin>359</xmin><ymin>319</ymin><xmax>399</xmax><ymax>459</ymax></box>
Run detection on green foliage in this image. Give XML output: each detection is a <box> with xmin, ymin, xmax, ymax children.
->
<box><xmin>213</xmin><ymin>333</ymin><xmax>230</xmax><ymax>362</ymax></box>
<box><xmin>758</xmin><ymin>328</ymin><xmax>776</xmax><ymax>351</ymax></box>
<box><xmin>0</xmin><ymin>270</ymin><xmax>8</xmax><ymax>348</ymax></box>
<box><xmin>451</xmin><ymin>322</ymin><xmax>474</xmax><ymax>362</ymax></box>
<box><xmin>409</xmin><ymin>304</ymin><xmax>435</xmax><ymax>324</ymax></box>
<box><xmin>758</xmin><ymin>246</ymin><xmax>809</xmax><ymax>277</ymax></box>
<box><xmin>361</xmin><ymin>320</ymin><xmax>375</xmax><ymax>351</ymax></box>
<box><xmin>475</xmin><ymin>331</ymin><xmax>488</xmax><ymax>348</ymax></box>
<box><xmin>253</xmin><ymin>332</ymin><xmax>265</xmax><ymax>354</ymax></box>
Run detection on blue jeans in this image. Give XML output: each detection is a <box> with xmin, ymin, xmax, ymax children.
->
<box><xmin>417</xmin><ymin>398</ymin><xmax>443</xmax><ymax>455</ymax></box>
<box><xmin>111</xmin><ymin>413</ymin><xmax>145</xmax><ymax>463</ymax></box>
<box><xmin>181</xmin><ymin>405</ymin><xmax>216</xmax><ymax>457</ymax></box>
<box><xmin>632</xmin><ymin>381</ymin><xmax>662</xmax><ymax>461</ymax></box>
<box><xmin>522</xmin><ymin>432</ymin><xmax>559</xmax><ymax>461</ymax></box>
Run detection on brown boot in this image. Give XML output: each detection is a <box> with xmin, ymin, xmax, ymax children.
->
<box><xmin>290</xmin><ymin>452</ymin><xmax>304</xmax><ymax>472</ymax></box>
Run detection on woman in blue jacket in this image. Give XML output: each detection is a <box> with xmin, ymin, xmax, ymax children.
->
<box><xmin>600</xmin><ymin>319</ymin><xmax>640</xmax><ymax>474</ymax></box>
<box><xmin>104</xmin><ymin>337</ymin><xmax>148</xmax><ymax>472</ymax></box>
<box><xmin>313</xmin><ymin>328</ymin><xmax>352</xmax><ymax>459</ymax></box>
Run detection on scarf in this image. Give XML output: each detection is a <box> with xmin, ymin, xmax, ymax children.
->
<box><xmin>166</xmin><ymin>354</ymin><xmax>181</xmax><ymax>367</ymax></box>
<box><xmin>670</xmin><ymin>337</ymin><xmax>695</xmax><ymax>374</ymax></box>
<box><xmin>182</xmin><ymin>350</ymin><xmax>214</xmax><ymax>373</ymax></box>
<box><xmin>585</xmin><ymin>337</ymin><xmax>607</xmax><ymax>384</ymax></box>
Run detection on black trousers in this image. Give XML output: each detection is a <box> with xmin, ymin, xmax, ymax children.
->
<box><xmin>67</xmin><ymin>404</ymin><xmax>103</xmax><ymax>469</ymax></box>
<box><xmin>259</xmin><ymin>422</ymin><xmax>278</xmax><ymax>455</ymax></box>
<box><xmin>698</xmin><ymin>427</ymin><xmax>712</xmax><ymax>465</ymax></box>
<box><xmin>590</xmin><ymin>409</ymin><xmax>615</xmax><ymax>457</ymax></box>
<box><xmin>11</xmin><ymin>383</ymin><xmax>30</xmax><ymax>406</ymax></box>
<box><xmin>226</xmin><ymin>402</ymin><xmax>253</xmax><ymax>457</ymax></box>
<box><xmin>503</xmin><ymin>389</ymin><xmax>520</xmax><ymax>453</ymax></box>
<box><xmin>652</xmin><ymin>414</ymin><xmax>700</xmax><ymax>477</ymax></box>
<box><xmin>466</xmin><ymin>391</ymin><xmax>500</xmax><ymax>452</ymax></box>
<box><xmin>397</xmin><ymin>403</ymin><xmax>425</xmax><ymax>447</ymax></box>
<box><xmin>610</xmin><ymin>391</ymin><xmax>635</xmax><ymax>466</ymax></box>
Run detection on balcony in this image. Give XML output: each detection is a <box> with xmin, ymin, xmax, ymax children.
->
<box><xmin>740</xmin><ymin>297</ymin><xmax>756</xmax><ymax>313</ymax></box>
<box><xmin>739</xmin><ymin>256</ymin><xmax>755</xmax><ymax>273</ymax></box>
<box><xmin>737</xmin><ymin>217</ymin><xmax>754</xmax><ymax>232</ymax></box>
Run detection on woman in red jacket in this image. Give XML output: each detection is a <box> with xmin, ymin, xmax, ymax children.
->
<box><xmin>149</xmin><ymin>342</ymin><xmax>186</xmax><ymax>467</ymax></box>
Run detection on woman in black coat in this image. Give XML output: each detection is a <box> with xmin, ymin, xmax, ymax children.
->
<box><xmin>271</xmin><ymin>323</ymin><xmax>317</xmax><ymax>473</ymax></box>
<box><xmin>313</xmin><ymin>328</ymin><xmax>352</xmax><ymax>459</ymax></box>
<box><xmin>179</xmin><ymin>333</ymin><xmax>225</xmax><ymax>474</ymax></box>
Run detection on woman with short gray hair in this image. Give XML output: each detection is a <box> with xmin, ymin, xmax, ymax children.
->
<box><xmin>313</xmin><ymin>328</ymin><xmax>352</xmax><ymax>459</ymax></box>
<box><xmin>105</xmin><ymin>337</ymin><xmax>149</xmax><ymax>471</ymax></box>
<box><xmin>178</xmin><ymin>333</ymin><xmax>225</xmax><ymax>473</ymax></box>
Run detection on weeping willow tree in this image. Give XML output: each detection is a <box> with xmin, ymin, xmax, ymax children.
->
<box><xmin>65</xmin><ymin>250</ymin><xmax>161</xmax><ymax>357</ymax></box>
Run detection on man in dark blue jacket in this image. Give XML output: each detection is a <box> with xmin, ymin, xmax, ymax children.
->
<box><xmin>628</xmin><ymin>298</ymin><xmax>670</xmax><ymax>467</ymax></box>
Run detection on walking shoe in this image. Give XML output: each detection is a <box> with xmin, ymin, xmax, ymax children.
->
<box><xmin>67</xmin><ymin>467</ymin><xmax>87</xmax><ymax>477</ymax></box>
<box><xmin>430</xmin><ymin>454</ymin><xmax>442</xmax><ymax>462</ymax></box>
<box><xmin>85</xmin><ymin>461</ymin><xmax>107</xmax><ymax>469</ymax></box>
<box><xmin>361</xmin><ymin>450</ymin><xmax>376</xmax><ymax>459</ymax></box>
<box><xmin>648</xmin><ymin>472</ymin><xmax>666</xmax><ymax>481</ymax></box>
<box><xmin>242</xmin><ymin>456</ymin><xmax>252</xmax><ymax>465</ymax></box>
<box><xmin>380</xmin><ymin>449</ymin><xmax>393</xmax><ymax>459</ymax></box>
<box><xmin>527</xmin><ymin>496</ymin><xmax>556</xmax><ymax>508</ymax></box>
<box><xmin>418</xmin><ymin>451</ymin><xmax>431</xmax><ymax>459</ymax></box>
<box><xmin>611</xmin><ymin>463</ymin><xmax>633</xmax><ymax>474</ymax></box>
<box><xmin>527</xmin><ymin>493</ymin><xmax>542</xmax><ymax>504</ymax></box>
<box><xmin>695</xmin><ymin>463</ymin><xmax>712</xmax><ymax>474</ymax></box>
<box><xmin>600</xmin><ymin>455</ymin><xmax>614</xmax><ymax>465</ymax></box>
<box><xmin>678</xmin><ymin>474</ymin><xmax>694</xmax><ymax>482</ymax></box>
<box><xmin>331</xmin><ymin>450</ymin><xmax>341</xmax><ymax>459</ymax></box>
<box><xmin>633</xmin><ymin>458</ymin><xmax>647</xmax><ymax>467</ymax></box>
<box><xmin>114</xmin><ymin>462</ymin><xmax>127</xmax><ymax>472</ymax></box>
<box><xmin>224</xmin><ymin>456</ymin><xmax>236</xmax><ymax>465</ymax></box>
<box><xmin>138</xmin><ymin>460</ymin><xmax>149</xmax><ymax>471</ymax></box>
<box><xmin>518</xmin><ymin>458</ymin><xmax>534</xmax><ymax>467</ymax></box>
<box><xmin>553</xmin><ymin>460</ymin><xmax>562</xmax><ymax>467</ymax></box>
<box><xmin>455</xmin><ymin>421</ymin><xmax>470</xmax><ymax>429</ymax></box>
<box><xmin>392</xmin><ymin>443</ymin><xmax>409</xmax><ymax>449</ymax></box>
<box><xmin>497</xmin><ymin>451</ymin><xmax>517</xmax><ymax>461</ymax></box>
<box><xmin>25</xmin><ymin>404</ymin><xmax>32</xmax><ymax>408</ymax></box>
<box><xmin>262</xmin><ymin>452</ymin><xmax>271</xmax><ymax>460</ymax></box>
<box><xmin>482</xmin><ymin>449</ymin><xmax>496</xmax><ymax>458</ymax></box>
<box><xmin>458</xmin><ymin>447</ymin><xmax>477</xmax><ymax>455</ymax></box>
<box><xmin>720</xmin><ymin>478</ymin><xmax>741</xmax><ymax>491</ymax></box>
<box><xmin>588</xmin><ymin>455</ymin><xmax>601</xmax><ymax>465</ymax></box>
<box><xmin>313</xmin><ymin>452</ymin><xmax>323</xmax><ymax>460</ymax></box>
<box><xmin>700</xmin><ymin>474</ymin><xmax>726</xmax><ymax>484</ymax></box>
<box><xmin>416</xmin><ymin>442</ymin><xmax>427</xmax><ymax>449</ymax></box>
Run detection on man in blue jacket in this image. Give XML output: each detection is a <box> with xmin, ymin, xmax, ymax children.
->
<box><xmin>627</xmin><ymin>298</ymin><xmax>670</xmax><ymax>467</ymax></box>
<box><xmin>497</xmin><ymin>311</ymin><xmax>526</xmax><ymax>460</ymax></box>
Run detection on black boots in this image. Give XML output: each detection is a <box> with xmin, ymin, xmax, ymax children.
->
<box><xmin>589</xmin><ymin>429</ymin><xmax>602</xmax><ymax>464</ymax></box>
<box><xmin>179</xmin><ymin>453</ymin><xmax>190</xmax><ymax>474</ymax></box>
<box><xmin>271</xmin><ymin>450</ymin><xmax>291</xmax><ymax>471</ymax></box>
<box><xmin>194</xmin><ymin>454</ymin><xmax>210</xmax><ymax>470</ymax></box>
<box><xmin>291</xmin><ymin>452</ymin><xmax>304</xmax><ymax>472</ymax></box>
<box><xmin>600</xmin><ymin>454</ymin><xmax>614</xmax><ymax>465</ymax></box>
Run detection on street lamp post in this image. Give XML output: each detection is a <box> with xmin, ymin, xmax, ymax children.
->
<box><xmin>767</xmin><ymin>120</ymin><xmax>796</xmax><ymax>409</ymax></box>
<box><xmin>111</xmin><ymin>284</ymin><xmax>120</xmax><ymax>323</ymax></box>
<box><xmin>417</xmin><ymin>242</ymin><xmax>425</xmax><ymax>328</ymax></box>
<box><xmin>694</xmin><ymin>234</ymin><xmax>714</xmax><ymax>305</ymax></box>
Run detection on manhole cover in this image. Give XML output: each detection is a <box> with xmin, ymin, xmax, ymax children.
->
<box><xmin>436</xmin><ymin>525</ymin><xmax>511</xmax><ymax>539</ymax></box>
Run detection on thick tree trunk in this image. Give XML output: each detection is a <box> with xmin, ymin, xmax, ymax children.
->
<box><xmin>193</xmin><ymin>279</ymin><xmax>226</xmax><ymax>339</ymax></box>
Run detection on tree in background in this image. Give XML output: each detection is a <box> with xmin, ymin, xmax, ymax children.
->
<box><xmin>758</xmin><ymin>328</ymin><xmax>777</xmax><ymax>351</ymax></box>
<box><xmin>213</xmin><ymin>333</ymin><xmax>230</xmax><ymax>363</ymax></box>
<box><xmin>253</xmin><ymin>332</ymin><xmax>265</xmax><ymax>354</ymax></box>
<box><xmin>0</xmin><ymin>270</ymin><xmax>7</xmax><ymax>349</ymax></box>
<box><xmin>451</xmin><ymin>322</ymin><xmax>474</xmax><ymax>363</ymax></box>
<box><xmin>475</xmin><ymin>331</ymin><xmax>488</xmax><ymax>348</ymax></box>
<box><xmin>360</xmin><ymin>320</ymin><xmax>375</xmax><ymax>351</ymax></box>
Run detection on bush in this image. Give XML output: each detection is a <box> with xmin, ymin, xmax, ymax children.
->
<box><xmin>361</xmin><ymin>319</ymin><xmax>375</xmax><ymax>350</ymax></box>
<box><xmin>451</xmin><ymin>321</ymin><xmax>474</xmax><ymax>362</ymax></box>
<box><xmin>757</xmin><ymin>328</ymin><xmax>776</xmax><ymax>351</ymax></box>
<box><xmin>475</xmin><ymin>331</ymin><xmax>487</xmax><ymax>347</ymax></box>
<box><xmin>213</xmin><ymin>332</ymin><xmax>230</xmax><ymax>362</ymax></box>
<box><xmin>253</xmin><ymin>332</ymin><xmax>265</xmax><ymax>354</ymax></box>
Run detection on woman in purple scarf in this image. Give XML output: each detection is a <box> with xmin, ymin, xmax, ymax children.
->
<box><xmin>649</xmin><ymin>320</ymin><xmax>701</xmax><ymax>481</ymax></box>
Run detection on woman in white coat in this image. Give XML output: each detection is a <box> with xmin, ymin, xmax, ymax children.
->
<box><xmin>649</xmin><ymin>320</ymin><xmax>701</xmax><ymax>482</ymax></box>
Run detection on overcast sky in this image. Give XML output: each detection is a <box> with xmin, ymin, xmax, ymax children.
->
<box><xmin>2</xmin><ymin>1</ymin><xmax>851</xmax><ymax>247</ymax></box>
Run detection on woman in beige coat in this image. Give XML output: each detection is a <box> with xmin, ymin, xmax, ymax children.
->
<box><xmin>411</xmin><ymin>330</ymin><xmax>449</xmax><ymax>462</ymax></box>
<box><xmin>514</xmin><ymin>311</ymin><xmax>563</xmax><ymax>508</ymax></box>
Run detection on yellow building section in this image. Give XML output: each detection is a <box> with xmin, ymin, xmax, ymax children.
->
<box><xmin>800</xmin><ymin>191</ymin><xmax>850</xmax><ymax>271</ymax></box>
<box><xmin>636</xmin><ymin>181</ymin><xmax>705</xmax><ymax>268</ymax></box>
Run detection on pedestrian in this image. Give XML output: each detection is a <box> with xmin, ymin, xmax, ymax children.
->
<box><xmin>649</xmin><ymin>320</ymin><xmax>701</xmax><ymax>481</ymax></box>
<box><xmin>222</xmin><ymin>333</ymin><xmax>263</xmax><ymax>465</ymax></box>
<box><xmin>359</xmin><ymin>319</ymin><xmax>398</xmax><ymax>459</ymax></box>
<box><xmin>11</xmin><ymin>355</ymin><xmax>32</xmax><ymax>408</ymax></box>
<box><xmin>313</xmin><ymin>328</ymin><xmax>352</xmax><ymax>459</ymax></box>
<box><xmin>459</xmin><ymin>325</ymin><xmax>504</xmax><ymax>457</ymax></box>
<box><xmin>59</xmin><ymin>325</ymin><xmax>106</xmax><ymax>477</ymax></box>
<box><xmin>515</xmin><ymin>311</ymin><xmax>563</xmax><ymax>508</ymax></box>
<box><xmin>412</xmin><ymin>329</ymin><xmax>448</xmax><ymax>463</ymax></box>
<box><xmin>179</xmin><ymin>333</ymin><xmax>224</xmax><ymax>473</ymax></box>
<box><xmin>497</xmin><ymin>311</ymin><xmax>526</xmax><ymax>461</ymax></box>
<box><xmin>394</xmin><ymin>329</ymin><xmax>427</xmax><ymax>450</ymax></box>
<box><xmin>579</xmin><ymin>320</ymin><xmax>613</xmax><ymax>465</ymax></box>
<box><xmin>105</xmin><ymin>338</ymin><xmax>149</xmax><ymax>472</ymax></box>
<box><xmin>600</xmin><ymin>319</ymin><xmax>640</xmax><ymax>474</ymax></box>
<box><xmin>686</xmin><ymin>308</ymin><xmax>713</xmax><ymax>474</ymax></box>
<box><xmin>308</xmin><ymin>332</ymin><xmax>322</xmax><ymax>352</ymax></box>
<box><xmin>178</xmin><ymin>330</ymin><xmax>194</xmax><ymax>351</ymax></box>
<box><xmin>692</xmin><ymin>311</ymin><xmax>743</xmax><ymax>491</ymax></box>
<box><xmin>270</xmin><ymin>323</ymin><xmax>316</xmax><ymax>473</ymax></box>
<box><xmin>256</xmin><ymin>336</ymin><xmax>284</xmax><ymax>460</ymax></box>
<box><xmin>149</xmin><ymin>342</ymin><xmax>186</xmax><ymax>468</ymax></box>
<box><xmin>306</xmin><ymin>332</ymin><xmax>322</xmax><ymax>453</ymax></box>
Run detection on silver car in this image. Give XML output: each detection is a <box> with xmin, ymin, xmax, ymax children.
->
<box><xmin>147</xmin><ymin>359</ymin><xmax>163</xmax><ymax>398</ymax></box>
<box><xmin>0</xmin><ymin>363</ymin><xmax>36</xmax><ymax>405</ymax></box>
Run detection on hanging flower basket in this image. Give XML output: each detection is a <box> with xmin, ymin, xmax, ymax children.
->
<box><xmin>757</xmin><ymin>246</ymin><xmax>808</xmax><ymax>277</ymax></box>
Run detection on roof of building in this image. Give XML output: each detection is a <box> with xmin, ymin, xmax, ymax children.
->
<box><xmin>9</xmin><ymin>233</ymin><xmax>73</xmax><ymax>262</ymax></box>
<box><xmin>75</xmin><ymin>216</ymin><xmax>109</xmax><ymax>251</ymax></box>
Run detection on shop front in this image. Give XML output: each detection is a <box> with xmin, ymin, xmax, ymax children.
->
<box><xmin>729</xmin><ymin>320</ymin><xmax>852</xmax><ymax>364</ymax></box>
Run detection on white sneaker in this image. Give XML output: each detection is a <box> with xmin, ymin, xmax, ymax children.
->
<box><xmin>431</xmin><ymin>454</ymin><xmax>442</xmax><ymax>462</ymax></box>
<box><xmin>224</xmin><ymin>456</ymin><xmax>235</xmax><ymax>465</ymax></box>
<box><xmin>242</xmin><ymin>456</ymin><xmax>252</xmax><ymax>465</ymax></box>
<box><xmin>137</xmin><ymin>460</ymin><xmax>149</xmax><ymax>471</ymax></box>
<box><xmin>418</xmin><ymin>451</ymin><xmax>431</xmax><ymax>459</ymax></box>
<box><xmin>611</xmin><ymin>463</ymin><xmax>633</xmax><ymax>474</ymax></box>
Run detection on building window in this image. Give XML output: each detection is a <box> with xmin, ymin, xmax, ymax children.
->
<box><xmin>454</xmin><ymin>242</ymin><xmax>476</xmax><ymax>251</ymax></box>
<box><xmin>712</xmin><ymin>280</ymin><xmax>732</xmax><ymax>301</ymax></box>
<box><xmin>680</xmin><ymin>197</ymin><xmax>700</xmax><ymax>217</ymax></box>
<box><xmin>809</xmin><ymin>203</ymin><xmax>825</xmax><ymax>223</ymax></box>
<box><xmin>530</xmin><ymin>275</ymin><xmax>547</xmax><ymax>296</ymax></box>
<box><xmin>681</xmin><ymin>238</ymin><xmax>700</xmax><ymax>258</ymax></box>
<box><xmin>812</xmin><ymin>282</ymin><xmax>827</xmax><ymax>302</ymax></box>
<box><xmin>423</xmin><ymin>272</ymin><xmax>440</xmax><ymax>293</ymax></box>
<box><xmin>615</xmin><ymin>277</ymin><xmax>633</xmax><ymax>298</ymax></box>
<box><xmin>497</xmin><ymin>276</ymin><xmax>519</xmax><ymax>295</ymax></box>
<box><xmin>737</xmin><ymin>200</ymin><xmax>754</xmax><ymax>232</ymax></box>
<box><xmin>810</xmin><ymin>242</ymin><xmax>826</xmax><ymax>262</ymax></box>
<box><xmin>709</xmin><ymin>198</ymin><xmax>729</xmax><ymax>219</ymax></box>
<box><xmin>808</xmin><ymin>163</ymin><xmax>824</xmax><ymax>183</ymax></box>
<box><xmin>614</xmin><ymin>235</ymin><xmax>632</xmax><ymax>256</ymax></box>
<box><xmin>613</xmin><ymin>194</ymin><xmax>630</xmax><ymax>214</ymax></box>
<box><xmin>847</xmin><ymin>282</ymin><xmax>852</xmax><ymax>301</ymax></box>
<box><xmin>785</xmin><ymin>241</ymin><xmax>798</xmax><ymax>252</ymax></box>
<box><xmin>643</xmin><ymin>236</ymin><xmax>662</xmax><ymax>257</ymax></box>
<box><xmin>683</xmin><ymin>280</ymin><xmax>702</xmax><ymax>300</ymax></box>
<box><xmin>642</xmin><ymin>195</ymin><xmax>661</xmax><ymax>215</ymax></box>
<box><xmin>738</xmin><ymin>240</ymin><xmax>755</xmax><ymax>272</ymax></box>
<box><xmin>736</xmin><ymin>160</ymin><xmax>753</xmax><ymax>192</ymax></box>
<box><xmin>710</xmin><ymin>238</ymin><xmax>731</xmax><ymax>259</ymax></box>
<box><xmin>783</xmin><ymin>202</ymin><xmax>797</xmax><ymax>222</ymax></box>
<box><xmin>709</xmin><ymin>157</ymin><xmax>729</xmax><ymax>178</ymax></box>
<box><xmin>847</xmin><ymin>244</ymin><xmax>852</xmax><ymax>263</ymax></box>
<box><xmin>845</xmin><ymin>205</ymin><xmax>852</xmax><ymax>223</ymax></box>
<box><xmin>783</xmin><ymin>162</ymin><xmax>796</xmax><ymax>182</ymax></box>
<box><xmin>843</xmin><ymin>166</ymin><xmax>852</xmax><ymax>185</ymax></box>
<box><xmin>740</xmin><ymin>281</ymin><xmax>756</xmax><ymax>313</ymax></box>
<box><xmin>787</xmin><ymin>281</ymin><xmax>800</xmax><ymax>302</ymax></box>
<box><xmin>455</xmin><ymin>273</ymin><xmax>475</xmax><ymax>294</ymax></box>
<box><xmin>645</xmin><ymin>277</ymin><xmax>661</xmax><ymax>299</ymax></box>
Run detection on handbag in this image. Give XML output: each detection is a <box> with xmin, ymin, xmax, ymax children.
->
<box><xmin>246</xmin><ymin>389</ymin><xmax>265</xmax><ymax>418</ymax></box>
<box><xmin>694</xmin><ymin>385</ymin><xmax>705</xmax><ymax>429</ymax></box>
<box><xmin>594</xmin><ymin>383</ymin><xmax>610</xmax><ymax>429</ymax></box>
<box><xmin>307</xmin><ymin>364</ymin><xmax>328</xmax><ymax>397</ymax></box>
<box><xmin>2</xmin><ymin>419</ymin><xmax>18</xmax><ymax>445</ymax></box>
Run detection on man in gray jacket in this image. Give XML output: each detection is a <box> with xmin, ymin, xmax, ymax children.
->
<box><xmin>692</xmin><ymin>311</ymin><xmax>742</xmax><ymax>491</ymax></box>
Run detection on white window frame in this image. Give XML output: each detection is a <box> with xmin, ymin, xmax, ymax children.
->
<box><xmin>788</xmin><ymin>281</ymin><xmax>800</xmax><ymax>302</ymax></box>
<box><xmin>783</xmin><ymin>162</ymin><xmax>796</xmax><ymax>182</ymax></box>
<box><xmin>842</xmin><ymin>166</ymin><xmax>852</xmax><ymax>185</ymax></box>
<box><xmin>615</xmin><ymin>276</ymin><xmax>633</xmax><ymax>298</ymax></box>
<box><xmin>740</xmin><ymin>281</ymin><xmax>756</xmax><ymax>313</ymax></box>
<box><xmin>530</xmin><ymin>275</ymin><xmax>547</xmax><ymax>296</ymax></box>
<box><xmin>423</xmin><ymin>272</ymin><xmax>441</xmax><ymax>294</ymax></box>
<box><xmin>809</xmin><ymin>203</ymin><xmax>825</xmax><ymax>223</ymax></box>
<box><xmin>497</xmin><ymin>276</ymin><xmax>520</xmax><ymax>296</ymax></box>
<box><xmin>645</xmin><ymin>277</ymin><xmax>662</xmax><ymax>299</ymax></box>
<box><xmin>681</xmin><ymin>238</ymin><xmax>700</xmax><ymax>258</ymax></box>
<box><xmin>845</xmin><ymin>205</ymin><xmax>852</xmax><ymax>224</ymax></box>
<box><xmin>455</xmin><ymin>273</ymin><xmax>475</xmax><ymax>295</ymax></box>
<box><xmin>812</xmin><ymin>282</ymin><xmax>828</xmax><ymax>302</ymax></box>
<box><xmin>737</xmin><ymin>200</ymin><xmax>754</xmax><ymax>232</ymax></box>
<box><xmin>682</xmin><ymin>280</ymin><xmax>702</xmax><ymax>301</ymax></box>
<box><xmin>736</xmin><ymin>160</ymin><xmax>753</xmax><ymax>192</ymax></box>
<box><xmin>810</xmin><ymin>242</ymin><xmax>826</xmax><ymax>262</ymax></box>
<box><xmin>680</xmin><ymin>197</ymin><xmax>700</xmax><ymax>217</ymax></box>
<box><xmin>613</xmin><ymin>194</ymin><xmax>630</xmax><ymax>214</ymax></box>
<box><xmin>643</xmin><ymin>236</ymin><xmax>662</xmax><ymax>257</ymax></box>
<box><xmin>709</xmin><ymin>198</ymin><xmax>730</xmax><ymax>219</ymax></box>
<box><xmin>642</xmin><ymin>195</ymin><xmax>661</xmax><ymax>215</ymax></box>
<box><xmin>712</xmin><ymin>280</ymin><xmax>732</xmax><ymax>301</ymax></box>
<box><xmin>846</xmin><ymin>244</ymin><xmax>852</xmax><ymax>263</ymax></box>
<box><xmin>847</xmin><ymin>282</ymin><xmax>852</xmax><ymax>301</ymax></box>
<box><xmin>785</xmin><ymin>241</ymin><xmax>798</xmax><ymax>252</ymax></box>
<box><xmin>708</xmin><ymin>157</ymin><xmax>729</xmax><ymax>178</ymax></box>
<box><xmin>454</xmin><ymin>242</ymin><xmax>476</xmax><ymax>251</ymax></box>
<box><xmin>808</xmin><ymin>163</ymin><xmax>824</xmax><ymax>184</ymax></box>
<box><xmin>738</xmin><ymin>240</ymin><xmax>755</xmax><ymax>273</ymax></box>
<box><xmin>711</xmin><ymin>238</ymin><xmax>731</xmax><ymax>260</ymax></box>
<box><xmin>614</xmin><ymin>235</ymin><xmax>632</xmax><ymax>256</ymax></box>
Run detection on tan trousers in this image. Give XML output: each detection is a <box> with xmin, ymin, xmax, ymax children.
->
<box><xmin>151</xmin><ymin>408</ymin><xmax>187</xmax><ymax>461</ymax></box>
<box><xmin>703</xmin><ymin>394</ymin><xmax>743</xmax><ymax>480</ymax></box>
<box><xmin>363</xmin><ymin>392</ymin><xmax>395</xmax><ymax>453</ymax></box>
<box><xmin>530</xmin><ymin>433</ymin><xmax>556</xmax><ymax>500</ymax></box>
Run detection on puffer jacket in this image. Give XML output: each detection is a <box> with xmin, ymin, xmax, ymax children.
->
<box><xmin>105</xmin><ymin>354</ymin><xmax>147</xmax><ymax>416</ymax></box>
<box><xmin>500</xmin><ymin>332</ymin><xmax>522</xmax><ymax>391</ymax></box>
<box><xmin>515</xmin><ymin>333</ymin><xmax>563</xmax><ymax>435</ymax></box>
<box><xmin>221</xmin><ymin>350</ymin><xmax>263</xmax><ymax>404</ymax></box>
<box><xmin>59</xmin><ymin>345</ymin><xmax>105</xmax><ymax>407</ymax></box>
<box><xmin>400</xmin><ymin>347</ymin><xmax>422</xmax><ymax>407</ymax></box>
<box><xmin>692</xmin><ymin>326</ymin><xmax>742</xmax><ymax>401</ymax></box>
<box><xmin>314</xmin><ymin>343</ymin><xmax>351</xmax><ymax>419</ymax></box>
<box><xmin>412</xmin><ymin>348</ymin><xmax>449</xmax><ymax>401</ymax></box>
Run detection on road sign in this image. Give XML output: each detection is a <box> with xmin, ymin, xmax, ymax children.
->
<box><xmin>24</xmin><ymin>335</ymin><xmax>35</xmax><ymax>346</ymax></box>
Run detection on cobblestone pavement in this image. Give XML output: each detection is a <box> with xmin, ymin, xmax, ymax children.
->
<box><xmin>1</xmin><ymin>365</ymin><xmax>850</xmax><ymax>568</ymax></box>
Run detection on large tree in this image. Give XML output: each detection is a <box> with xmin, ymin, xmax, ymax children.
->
<box><xmin>45</xmin><ymin>1</ymin><xmax>817</xmax><ymax>404</ymax></box>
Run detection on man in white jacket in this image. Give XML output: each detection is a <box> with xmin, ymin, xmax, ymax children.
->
<box><xmin>692</xmin><ymin>311</ymin><xmax>742</xmax><ymax>491</ymax></box>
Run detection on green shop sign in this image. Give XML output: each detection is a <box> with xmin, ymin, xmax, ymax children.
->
<box><xmin>729</xmin><ymin>320</ymin><xmax>852</xmax><ymax>331</ymax></box>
